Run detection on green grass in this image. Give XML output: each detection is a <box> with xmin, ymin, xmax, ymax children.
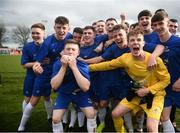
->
<box><xmin>0</xmin><ymin>55</ymin><xmax>52</xmax><ymax>132</ymax></box>
<box><xmin>0</xmin><ymin>55</ymin><xmax>180</xmax><ymax>132</ymax></box>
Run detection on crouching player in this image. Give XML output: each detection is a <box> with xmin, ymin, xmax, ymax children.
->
<box><xmin>51</xmin><ymin>39</ymin><xmax>96</xmax><ymax>132</ymax></box>
<box><xmin>89</xmin><ymin>29</ymin><xmax>170</xmax><ymax>132</ymax></box>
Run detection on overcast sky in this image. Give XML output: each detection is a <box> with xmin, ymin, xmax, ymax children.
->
<box><xmin>0</xmin><ymin>0</ymin><xmax>180</xmax><ymax>34</ymax></box>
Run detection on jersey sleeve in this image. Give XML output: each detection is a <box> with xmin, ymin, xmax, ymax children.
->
<box><xmin>21</xmin><ymin>45</ymin><xmax>30</xmax><ymax>65</ymax></box>
<box><xmin>51</xmin><ymin>61</ymin><xmax>61</xmax><ymax>78</ymax></box>
<box><xmin>143</xmin><ymin>42</ymin><xmax>157</xmax><ymax>53</ymax></box>
<box><xmin>101</xmin><ymin>46</ymin><xmax>114</xmax><ymax>60</ymax></box>
<box><xmin>89</xmin><ymin>54</ymin><xmax>126</xmax><ymax>72</ymax></box>
<box><xmin>148</xmin><ymin>57</ymin><xmax>170</xmax><ymax>94</ymax></box>
<box><xmin>78</xmin><ymin>61</ymin><xmax>90</xmax><ymax>81</ymax></box>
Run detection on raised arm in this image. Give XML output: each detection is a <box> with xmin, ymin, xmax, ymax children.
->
<box><xmin>147</xmin><ymin>44</ymin><xmax>165</xmax><ymax>70</ymax></box>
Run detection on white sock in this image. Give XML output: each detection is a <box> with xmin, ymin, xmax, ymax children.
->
<box><xmin>124</xmin><ymin>112</ymin><xmax>134</xmax><ymax>132</ymax></box>
<box><xmin>78</xmin><ymin>111</ymin><xmax>85</xmax><ymax>127</ymax></box>
<box><xmin>162</xmin><ymin>119</ymin><xmax>175</xmax><ymax>133</ymax></box>
<box><xmin>98</xmin><ymin>108</ymin><xmax>106</xmax><ymax>124</ymax></box>
<box><xmin>62</xmin><ymin>110</ymin><xmax>68</xmax><ymax>124</ymax></box>
<box><xmin>18</xmin><ymin>103</ymin><xmax>34</xmax><ymax>131</ymax></box>
<box><xmin>53</xmin><ymin>121</ymin><xmax>63</xmax><ymax>133</ymax></box>
<box><xmin>87</xmin><ymin>118</ymin><xmax>97</xmax><ymax>132</ymax></box>
<box><xmin>69</xmin><ymin>108</ymin><xmax>77</xmax><ymax>127</ymax></box>
<box><xmin>44</xmin><ymin>99</ymin><xmax>53</xmax><ymax>119</ymax></box>
<box><xmin>22</xmin><ymin>100</ymin><xmax>28</xmax><ymax>112</ymax></box>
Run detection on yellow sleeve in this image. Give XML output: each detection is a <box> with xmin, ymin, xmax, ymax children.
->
<box><xmin>148</xmin><ymin>57</ymin><xmax>170</xmax><ymax>94</ymax></box>
<box><xmin>89</xmin><ymin>55</ymin><xmax>125</xmax><ymax>72</ymax></box>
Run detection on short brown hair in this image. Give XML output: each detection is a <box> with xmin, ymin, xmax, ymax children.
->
<box><xmin>31</xmin><ymin>23</ymin><xmax>45</xmax><ymax>30</ymax></box>
<box><xmin>65</xmin><ymin>39</ymin><xmax>80</xmax><ymax>48</ymax></box>
<box><xmin>83</xmin><ymin>26</ymin><xmax>95</xmax><ymax>33</ymax></box>
<box><xmin>73</xmin><ymin>27</ymin><xmax>83</xmax><ymax>34</ymax></box>
<box><xmin>127</xmin><ymin>29</ymin><xmax>144</xmax><ymax>41</ymax></box>
<box><xmin>55</xmin><ymin>16</ymin><xmax>69</xmax><ymax>25</ymax></box>
<box><xmin>138</xmin><ymin>10</ymin><xmax>152</xmax><ymax>20</ymax></box>
<box><xmin>112</xmin><ymin>24</ymin><xmax>126</xmax><ymax>32</ymax></box>
<box><xmin>151</xmin><ymin>12</ymin><xmax>168</xmax><ymax>23</ymax></box>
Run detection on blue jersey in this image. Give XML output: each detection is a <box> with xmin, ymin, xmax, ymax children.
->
<box><xmin>95</xmin><ymin>34</ymin><xmax>108</xmax><ymax>45</ymax></box>
<box><xmin>80</xmin><ymin>44</ymin><xmax>100</xmax><ymax>59</ymax></box>
<box><xmin>102</xmin><ymin>44</ymin><xmax>130</xmax><ymax>83</ymax></box>
<box><xmin>21</xmin><ymin>41</ymin><xmax>41</xmax><ymax>76</ymax></box>
<box><xmin>144</xmin><ymin>31</ymin><xmax>159</xmax><ymax>44</ymax></box>
<box><xmin>79</xmin><ymin>43</ymin><xmax>102</xmax><ymax>101</ymax></box>
<box><xmin>143</xmin><ymin>42</ymin><xmax>158</xmax><ymax>53</ymax></box>
<box><xmin>143</xmin><ymin>31</ymin><xmax>160</xmax><ymax>53</ymax></box>
<box><xmin>52</xmin><ymin>59</ymin><xmax>90</xmax><ymax>94</ymax></box>
<box><xmin>35</xmin><ymin>33</ymin><xmax>72</xmax><ymax>78</ymax></box>
<box><xmin>158</xmin><ymin>35</ymin><xmax>180</xmax><ymax>86</ymax></box>
<box><xmin>96</xmin><ymin>43</ymin><xmax>130</xmax><ymax>99</ymax></box>
<box><xmin>21</xmin><ymin>41</ymin><xmax>41</xmax><ymax>96</ymax></box>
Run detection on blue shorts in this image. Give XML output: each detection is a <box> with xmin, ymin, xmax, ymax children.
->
<box><xmin>164</xmin><ymin>91</ymin><xmax>180</xmax><ymax>108</ymax></box>
<box><xmin>54</xmin><ymin>91</ymin><xmax>93</xmax><ymax>110</ymax></box>
<box><xmin>23</xmin><ymin>75</ymin><xmax>36</xmax><ymax>97</ymax></box>
<box><xmin>33</xmin><ymin>77</ymin><xmax>51</xmax><ymax>97</ymax></box>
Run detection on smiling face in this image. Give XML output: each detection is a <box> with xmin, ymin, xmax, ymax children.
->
<box><xmin>168</xmin><ymin>20</ymin><xmax>178</xmax><ymax>35</ymax></box>
<box><xmin>113</xmin><ymin>29</ymin><xmax>127</xmax><ymax>48</ymax></box>
<box><xmin>128</xmin><ymin>32</ymin><xmax>144</xmax><ymax>58</ymax></box>
<box><xmin>138</xmin><ymin>16</ymin><xmax>152</xmax><ymax>33</ymax></box>
<box><xmin>106</xmin><ymin>19</ymin><xmax>117</xmax><ymax>33</ymax></box>
<box><xmin>152</xmin><ymin>18</ymin><xmax>169</xmax><ymax>37</ymax></box>
<box><xmin>54</xmin><ymin>23</ymin><xmax>69</xmax><ymax>40</ymax></box>
<box><xmin>151</xmin><ymin>12</ymin><xmax>170</xmax><ymax>40</ymax></box>
<box><xmin>82</xmin><ymin>28</ymin><xmax>95</xmax><ymax>45</ymax></box>
<box><xmin>96</xmin><ymin>21</ymin><xmax>106</xmax><ymax>35</ymax></box>
<box><xmin>31</xmin><ymin>27</ymin><xmax>45</xmax><ymax>45</ymax></box>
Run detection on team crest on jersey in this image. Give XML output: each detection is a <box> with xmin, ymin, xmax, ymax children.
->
<box><xmin>36</xmin><ymin>90</ymin><xmax>40</xmax><ymax>94</ymax></box>
<box><xmin>164</xmin><ymin>46</ymin><xmax>169</xmax><ymax>52</ymax></box>
<box><xmin>152</xmin><ymin>107</ymin><xmax>159</xmax><ymax>114</ymax></box>
<box><xmin>88</xmin><ymin>98</ymin><xmax>92</xmax><ymax>104</ymax></box>
<box><xmin>25</xmin><ymin>91</ymin><xmax>29</xmax><ymax>94</ymax></box>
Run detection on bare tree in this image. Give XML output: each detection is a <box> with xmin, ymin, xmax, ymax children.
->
<box><xmin>0</xmin><ymin>23</ymin><xmax>6</xmax><ymax>48</ymax></box>
<box><xmin>13</xmin><ymin>25</ymin><xmax>30</xmax><ymax>46</ymax></box>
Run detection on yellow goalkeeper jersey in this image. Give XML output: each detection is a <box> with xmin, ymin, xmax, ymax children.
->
<box><xmin>89</xmin><ymin>52</ymin><xmax>170</xmax><ymax>96</ymax></box>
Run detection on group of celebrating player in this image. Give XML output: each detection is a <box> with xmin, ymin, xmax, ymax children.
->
<box><xmin>17</xmin><ymin>8</ymin><xmax>180</xmax><ymax>133</ymax></box>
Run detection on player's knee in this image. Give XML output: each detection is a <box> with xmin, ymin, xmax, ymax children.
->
<box><xmin>112</xmin><ymin>109</ymin><xmax>121</xmax><ymax>118</ymax></box>
<box><xmin>99</xmin><ymin>101</ymin><xmax>108</xmax><ymax>108</ymax></box>
<box><xmin>44</xmin><ymin>96</ymin><xmax>50</xmax><ymax>101</ymax></box>
<box><xmin>86</xmin><ymin>110</ymin><xmax>95</xmax><ymax>119</ymax></box>
<box><xmin>160</xmin><ymin>113</ymin><xmax>169</xmax><ymax>122</ymax></box>
<box><xmin>146</xmin><ymin>123</ymin><xmax>158</xmax><ymax>132</ymax></box>
<box><xmin>52</xmin><ymin>116</ymin><xmax>61</xmax><ymax>124</ymax></box>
